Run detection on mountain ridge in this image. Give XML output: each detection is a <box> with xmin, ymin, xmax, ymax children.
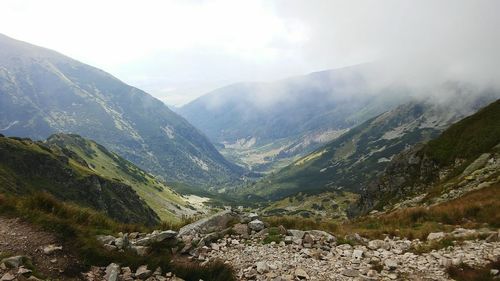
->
<box><xmin>0</xmin><ymin>33</ymin><xmax>242</xmax><ymax>187</ymax></box>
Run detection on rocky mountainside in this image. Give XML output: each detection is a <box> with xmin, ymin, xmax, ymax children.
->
<box><xmin>0</xmin><ymin>134</ymin><xmax>159</xmax><ymax>225</ymax></box>
<box><xmin>351</xmin><ymin>99</ymin><xmax>500</xmax><ymax>216</ymax></box>
<box><xmin>179</xmin><ymin>65</ymin><xmax>411</xmax><ymax>172</ymax></box>
<box><xmin>45</xmin><ymin>133</ymin><xmax>204</xmax><ymax>222</ymax></box>
<box><xmin>240</xmin><ymin>95</ymin><xmax>497</xmax><ymax>201</ymax></box>
<box><xmin>0</xmin><ymin>33</ymin><xmax>242</xmax><ymax>187</ymax></box>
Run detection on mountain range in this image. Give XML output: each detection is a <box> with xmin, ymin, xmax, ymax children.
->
<box><xmin>0</xmin><ymin>33</ymin><xmax>241</xmax><ymax>187</ymax></box>
<box><xmin>239</xmin><ymin>91</ymin><xmax>499</xmax><ymax>201</ymax></box>
<box><xmin>179</xmin><ymin>65</ymin><xmax>411</xmax><ymax>172</ymax></box>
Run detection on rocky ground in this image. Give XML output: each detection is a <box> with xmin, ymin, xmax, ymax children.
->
<box><xmin>86</xmin><ymin>211</ymin><xmax>500</xmax><ymax>281</ymax></box>
<box><xmin>207</xmin><ymin>231</ymin><xmax>499</xmax><ymax>280</ymax></box>
<box><xmin>2</xmin><ymin>211</ymin><xmax>499</xmax><ymax>281</ymax></box>
<box><xmin>0</xmin><ymin>216</ymin><xmax>83</xmax><ymax>280</ymax></box>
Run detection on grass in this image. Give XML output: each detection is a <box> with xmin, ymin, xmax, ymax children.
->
<box><xmin>340</xmin><ymin>184</ymin><xmax>500</xmax><ymax>240</ymax></box>
<box><xmin>0</xmin><ymin>192</ymin><xmax>236</xmax><ymax>281</ymax></box>
<box><xmin>424</xmin><ymin>99</ymin><xmax>500</xmax><ymax>167</ymax></box>
<box><xmin>263</xmin><ymin>216</ymin><xmax>339</xmax><ymax>233</ymax></box>
<box><xmin>264</xmin><ymin>184</ymin><xmax>499</xmax><ymax>241</ymax></box>
<box><xmin>447</xmin><ymin>259</ymin><xmax>500</xmax><ymax>281</ymax></box>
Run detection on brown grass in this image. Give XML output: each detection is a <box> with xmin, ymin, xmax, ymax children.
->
<box><xmin>265</xmin><ymin>184</ymin><xmax>499</xmax><ymax>241</ymax></box>
<box><xmin>447</xmin><ymin>259</ymin><xmax>500</xmax><ymax>281</ymax></box>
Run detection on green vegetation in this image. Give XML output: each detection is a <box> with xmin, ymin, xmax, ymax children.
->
<box><xmin>0</xmin><ymin>136</ymin><xmax>159</xmax><ymax>225</ymax></box>
<box><xmin>262</xmin><ymin>191</ymin><xmax>358</xmax><ymax>220</ymax></box>
<box><xmin>46</xmin><ymin>134</ymin><xmax>194</xmax><ymax>222</ymax></box>
<box><xmin>240</xmin><ymin>102</ymin><xmax>443</xmax><ymax>200</ymax></box>
<box><xmin>264</xmin><ymin>216</ymin><xmax>339</xmax><ymax>233</ymax></box>
<box><xmin>0</xmin><ymin>192</ymin><xmax>235</xmax><ymax>281</ymax></box>
<box><xmin>343</xmin><ymin>183</ymin><xmax>500</xmax><ymax>240</ymax></box>
<box><xmin>424</xmin><ymin>99</ymin><xmax>500</xmax><ymax>166</ymax></box>
<box><xmin>266</xmin><ymin>183</ymin><xmax>499</xmax><ymax>241</ymax></box>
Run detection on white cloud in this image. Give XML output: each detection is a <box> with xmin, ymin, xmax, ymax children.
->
<box><xmin>1</xmin><ymin>0</ymin><xmax>499</xmax><ymax>105</ymax></box>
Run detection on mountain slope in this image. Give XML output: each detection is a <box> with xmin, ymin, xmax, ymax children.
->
<box><xmin>179</xmin><ymin>65</ymin><xmax>411</xmax><ymax>171</ymax></box>
<box><xmin>0</xmin><ymin>33</ymin><xmax>241</xmax><ymax>187</ymax></box>
<box><xmin>45</xmin><ymin>134</ymin><xmax>202</xmax><ymax>221</ymax></box>
<box><xmin>240</xmin><ymin>95</ymin><xmax>497</xmax><ymax>200</ymax></box>
<box><xmin>0</xmin><ymin>134</ymin><xmax>159</xmax><ymax>225</ymax></box>
<box><xmin>351</xmin><ymin>99</ymin><xmax>500</xmax><ymax>216</ymax></box>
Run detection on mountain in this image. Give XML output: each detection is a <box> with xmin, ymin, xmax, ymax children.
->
<box><xmin>240</xmin><ymin>93</ymin><xmax>498</xmax><ymax>201</ymax></box>
<box><xmin>179</xmin><ymin>65</ymin><xmax>411</xmax><ymax>172</ymax></box>
<box><xmin>350</xmin><ymin>99</ymin><xmax>500</xmax><ymax>216</ymax></box>
<box><xmin>0</xmin><ymin>33</ymin><xmax>242</xmax><ymax>187</ymax></box>
<box><xmin>45</xmin><ymin>133</ymin><xmax>202</xmax><ymax>222</ymax></box>
<box><xmin>0</xmin><ymin>134</ymin><xmax>159</xmax><ymax>225</ymax></box>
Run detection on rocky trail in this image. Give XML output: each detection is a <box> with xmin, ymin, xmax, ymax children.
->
<box><xmin>0</xmin><ymin>216</ymin><xmax>84</xmax><ymax>280</ymax></box>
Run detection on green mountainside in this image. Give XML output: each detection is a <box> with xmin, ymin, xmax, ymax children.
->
<box><xmin>0</xmin><ymin>134</ymin><xmax>160</xmax><ymax>225</ymax></box>
<box><xmin>0</xmin><ymin>33</ymin><xmax>242</xmax><ymax>187</ymax></box>
<box><xmin>240</xmin><ymin>96</ymin><xmax>497</xmax><ymax>201</ymax></box>
<box><xmin>45</xmin><ymin>134</ymin><xmax>202</xmax><ymax>222</ymax></box>
<box><xmin>351</xmin><ymin>99</ymin><xmax>500</xmax><ymax>216</ymax></box>
<box><xmin>179</xmin><ymin>65</ymin><xmax>411</xmax><ymax>172</ymax></box>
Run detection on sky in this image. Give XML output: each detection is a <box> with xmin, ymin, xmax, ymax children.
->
<box><xmin>1</xmin><ymin>0</ymin><xmax>499</xmax><ymax>106</ymax></box>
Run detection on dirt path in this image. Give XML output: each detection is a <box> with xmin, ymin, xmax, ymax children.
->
<box><xmin>0</xmin><ymin>216</ymin><xmax>84</xmax><ymax>280</ymax></box>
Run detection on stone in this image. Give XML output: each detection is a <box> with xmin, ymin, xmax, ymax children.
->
<box><xmin>43</xmin><ymin>244</ymin><xmax>63</xmax><ymax>255</ymax></box>
<box><xmin>308</xmin><ymin>230</ymin><xmax>336</xmax><ymax>242</ymax></box>
<box><xmin>135</xmin><ymin>265</ymin><xmax>152</xmax><ymax>279</ymax></box>
<box><xmin>288</xmin><ymin>230</ymin><xmax>305</xmax><ymax>239</ymax></box>
<box><xmin>341</xmin><ymin>269</ymin><xmax>360</xmax><ymax>277</ymax></box>
<box><xmin>284</xmin><ymin>236</ymin><xmax>293</xmax><ymax>244</ymax></box>
<box><xmin>105</xmin><ymin>263</ymin><xmax>120</xmax><ymax>281</ymax></box>
<box><xmin>18</xmin><ymin>266</ymin><xmax>32</xmax><ymax>275</ymax></box>
<box><xmin>132</xmin><ymin>246</ymin><xmax>151</xmax><ymax>256</ymax></box>
<box><xmin>1</xmin><ymin>256</ymin><xmax>26</xmax><ymax>268</ymax></box>
<box><xmin>352</xmin><ymin>249</ymin><xmax>363</xmax><ymax>260</ymax></box>
<box><xmin>210</xmin><ymin>243</ymin><xmax>220</xmax><ymax>251</ymax></box>
<box><xmin>256</xmin><ymin>261</ymin><xmax>269</xmax><ymax>274</ymax></box>
<box><xmin>248</xmin><ymin>220</ymin><xmax>265</xmax><ymax>231</ymax></box>
<box><xmin>0</xmin><ymin>273</ymin><xmax>15</xmax><ymax>281</ymax></box>
<box><xmin>490</xmin><ymin>269</ymin><xmax>499</xmax><ymax>276</ymax></box>
<box><xmin>295</xmin><ymin>268</ymin><xmax>309</xmax><ymax>279</ymax></box>
<box><xmin>427</xmin><ymin>232</ymin><xmax>446</xmax><ymax>241</ymax></box>
<box><xmin>384</xmin><ymin>259</ymin><xmax>398</xmax><ymax>270</ymax></box>
<box><xmin>96</xmin><ymin>235</ymin><xmax>115</xmax><ymax>244</ymax></box>
<box><xmin>178</xmin><ymin>210</ymin><xmax>236</xmax><ymax>236</ymax></box>
<box><xmin>303</xmin><ymin>233</ymin><xmax>314</xmax><ymax>245</ymax></box>
<box><xmin>232</xmin><ymin>224</ymin><xmax>249</xmax><ymax>237</ymax></box>
<box><xmin>368</xmin><ymin>240</ymin><xmax>389</xmax><ymax>250</ymax></box>
<box><xmin>248</xmin><ymin>213</ymin><xmax>259</xmax><ymax>221</ymax></box>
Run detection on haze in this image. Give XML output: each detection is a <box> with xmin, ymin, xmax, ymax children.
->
<box><xmin>1</xmin><ymin>0</ymin><xmax>499</xmax><ymax>106</ymax></box>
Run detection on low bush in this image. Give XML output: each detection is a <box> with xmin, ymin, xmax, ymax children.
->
<box><xmin>0</xmin><ymin>192</ymin><xmax>236</xmax><ymax>281</ymax></box>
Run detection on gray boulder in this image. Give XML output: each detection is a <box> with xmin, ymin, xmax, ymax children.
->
<box><xmin>248</xmin><ymin>220</ymin><xmax>265</xmax><ymax>232</ymax></box>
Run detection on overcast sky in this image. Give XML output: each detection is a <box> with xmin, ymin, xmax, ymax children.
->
<box><xmin>1</xmin><ymin>0</ymin><xmax>499</xmax><ymax>106</ymax></box>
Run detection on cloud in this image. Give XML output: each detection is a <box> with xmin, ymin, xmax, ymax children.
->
<box><xmin>1</xmin><ymin>0</ymin><xmax>499</xmax><ymax>105</ymax></box>
<box><xmin>274</xmin><ymin>0</ymin><xmax>500</xmax><ymax>89</ymax></box>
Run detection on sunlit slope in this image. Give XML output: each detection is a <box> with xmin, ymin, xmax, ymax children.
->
<box><xmin>46</xmin><ymin>134</ymin><xmax>202</xmax><ymax>221</ymax></box>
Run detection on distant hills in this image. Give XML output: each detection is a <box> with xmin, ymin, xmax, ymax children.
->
<box><xmin>0</xmin><ymin>33</ymin><xmax>242</xmax><ymax>187</ymax></box>
<box><xmin>179</xmin><ymin>65</ymin><xmax>411</xmax><ymax>172</ymax></box>
<box><xmin>240</xmin><ymin>94</ymin><xmax>499</xmax><ymax>201</ymax></box>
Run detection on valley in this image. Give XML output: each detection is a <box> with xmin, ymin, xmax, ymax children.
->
<box><xmin>0</xmin><ymin>5</ymin><xmax>500</xmax><ymax>279</ymax></box>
